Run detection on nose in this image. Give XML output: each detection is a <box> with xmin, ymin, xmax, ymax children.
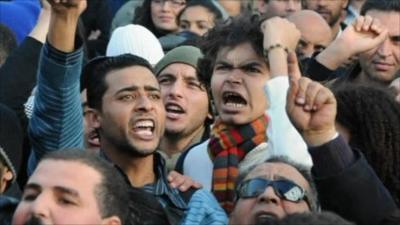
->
<box><xmin>30</xmin><ymin>194</ymin><xmax>51</xmax><ymax>220</ymax></box>
<box><xmin>167</xmin><ymin>80</ymin><xmax>184</xmax><ymax>99</ymax></box>
<box><xmin>227</xmin><ymin>69</ymin><xmax>243</xmax><ymax>85</ymax></box>
<box><xmin>287</xmin><ymin>1</ymin><xmax>296</xmax><ymax>12</ymax></box>
<box><xmin>256</xmin><ymin>186</ymin><xmax>282</xmax><ymax>206</ymax></box>
<box><xmin>135</xmin><ymin>96</ymin><xmax>154</xmax><ymax>112</ymax></box>
<box><xmin>161</xmin><ymin>0</ymin><xmax>172</xmax><ymax>11</ymax></box>
<box><xmin>377</xmin><ymin>38</ymin><xmax>392</xmax><ymax>58</ymax></box>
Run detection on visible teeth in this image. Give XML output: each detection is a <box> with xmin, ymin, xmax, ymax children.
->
<box><xmin>134</xmin><ymin>120</ymin><xmax>154</xmax><ymax>128</ymax></box>
<box><xmin>166</xmin><ymin>105</ymin><xmax>183</xmax><ymax>111</ymax></box>
<box><xmin>135</xmin><ymin>130</ymin><xmax>153</xmax><ymax>136</ymax></box>
<box><xmin>226</xmin><ymin>102</ymin><xmax>245</xmax><ymax>108</ymax></box>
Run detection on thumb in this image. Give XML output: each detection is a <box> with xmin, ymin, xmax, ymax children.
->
<box><xmin>372</xmin><ymin>28</ymin><xmax>389</xmax><ymax>47</ymax></box>
<box><xmin>288</xmin><ymin>52</ymin><xmax>301</xmax><ymax>82</ymax></box>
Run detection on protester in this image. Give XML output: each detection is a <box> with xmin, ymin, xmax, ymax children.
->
<box><xmin>27</xmin><ymin>1</ymin><xmax>227</xmax><ymax>224</ymax></box>
<box><xmin>305</xmin><ymin>0</ymin><xmax>348</xmax><ymax>38</ymax></box>
<box><xmin>0</xmin><ymin>104</ymin><xmax>23</xmax><ymax>225</ymax></box>
<box><xmin>287</xmin><ymin>10</ymin><xmax>332</xmax><ymax>60</ymax></box>
<box><xmin>334</xmin><ymin>84</ymin><xmax>400</xmax><ymax>205</ymax></box>
<box><xmin>154</xmin><ymin>45</ymin><xmax>212</xmax><ymax>170</ymax></box>
<box><xmin>0</xmin><ymin>24</ymin><xmax>17</xmax><ymax>67</ymax></box>
<box><xmin>133</xmin><ymin>0</ymin><xmax>188</xmax><ymax>38</ymax></box>
<box><xmin>182</xmin><ymin>15</ymin><xmax>312</xmax><ymax>213</ymax></box>
<box><xmin>12</xmin><ymin>149</ymin><xmax>129</xmax><ymax>225</ymax></box>
<box><xmin>178</xmin><ymin>0</ymin><xmax>223</xmax><ymax>36</ymax></box>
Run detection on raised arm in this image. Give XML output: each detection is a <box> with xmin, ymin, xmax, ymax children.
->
<box><xmin>260</xmin><ymin>18</ymin><xmax>312</xmax><ymax>166</ymax></box>
<box><xmin>286</xmin><ymin>53</ymin><xmax>397</xmax><ymax>225</ymax></box>
<box><xmin>316</xmin><ymin>15</ymin><xmax>388</xmax><ymax>71</ymax></box>
<box><xmin>27</xmin><ymin>0</ymin><xmax>87</xmax><ymax>174</ymax></box>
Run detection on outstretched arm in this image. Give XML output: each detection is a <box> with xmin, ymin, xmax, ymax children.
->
<box><xmin>316</xmin><ymin>15</ymin><xmax>388</xmax><ymax>70</ymax></box>
<box><xmin>28</xmin><ymin>0</ymin><xmax>87</xmax><ymax>174</ymax></box>
<box><xmin>286</xmin><ymin>53</ymin><xmax>397</xmax><ymax>225</ymax></box>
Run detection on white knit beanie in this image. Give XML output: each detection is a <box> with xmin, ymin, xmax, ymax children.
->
<box><xmin>106</xmin><ymin>24</ymin><xmax>164</xmax><ymax>65</ymax></box>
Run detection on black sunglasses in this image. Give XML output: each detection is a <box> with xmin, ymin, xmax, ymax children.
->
<box><xmin>237</xmin><ymin>178</ymin><xmax>310</xmax><ymax>206</ymax></box>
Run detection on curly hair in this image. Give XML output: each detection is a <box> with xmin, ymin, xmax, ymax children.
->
<box><xmin>197</xmin><ymin>13</ymin><xmax>265</xmax><ymax>87</ymax></box>
<box><xmin>334</xmin><ymin>84</ymin><xmax>400</xmax><ymax>205</ymax></box>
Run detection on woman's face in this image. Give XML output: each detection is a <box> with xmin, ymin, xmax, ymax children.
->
<box><xmin>151</xmin><ymin>0</ymin><xmax>186</xmax><ymax>33</ymax></box>
<box><xmin>178</xmin><ymin>5</ymin><xmax>216</xmax><ymax>36</ymax></box>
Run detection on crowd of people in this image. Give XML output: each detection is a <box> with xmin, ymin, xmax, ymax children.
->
<box><xmin>0</xmin><ymin>0</ymin><xmax>399</xmax><ymax>224</ymax></box>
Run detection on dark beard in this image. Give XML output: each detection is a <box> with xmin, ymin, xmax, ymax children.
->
<box><xmin>24</xmin><ymin>216</ymin><xmax>45</xmax><ymax>225</ymax></box>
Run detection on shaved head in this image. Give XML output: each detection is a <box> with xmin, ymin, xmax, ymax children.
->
<box><xmin>288</xmin><ymin>10</ymin><xmax>333</xmax><ymax>59</ymax></box>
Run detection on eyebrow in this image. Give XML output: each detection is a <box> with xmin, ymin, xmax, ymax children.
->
<box><xmin>215</xmin><ymin>60</ymin><xmax>264</xmax><ymax>68</ymax></box>
<box><xmin>53</xmin><ymin>186</ymin><xmax>80</xmax><ymax>198</ymax></box>
<box><xmin>273</xmin><ymin>175</ymin><xmax>292</xmax><ymax>181</ymax></box>
<box><xmin>115</xmin><ymin>85</ymin><xmax>161</xmax><ymax>95</ymax></box>
<box><xmin>144</xmin><ymin>85</ymin><xmax>161</xmax><ymax>93</ymax></box>
<box><xmin>24</xmin><ymin>183</ymin><xmax>42</xmax><ymax>192</ymax></box>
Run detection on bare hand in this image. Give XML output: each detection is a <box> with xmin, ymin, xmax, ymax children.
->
<box><xmin>168</xmin><ymin>171</ymin><xmax>202</xmax><ymax>192</ymax></box>
<box><xmin>48</xmin><ymin>0</ymin><xmax>87</xmax><ymax>16</ymax></box>
<box><xmin>286</xmin><ymin>52</ymin><xmax>337</xmax><ymax>146</ymax></box>
<box><xmin>261</xmin><ymin>17</ymin><xmax>301</xmax><ymax>52</ymax></box>
<box><xmin>337</xmin><ymin>15</ymin><xmax>388</xmax><ymax>57</ymax></box>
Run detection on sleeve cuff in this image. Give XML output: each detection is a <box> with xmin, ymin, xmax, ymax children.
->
<box><xmin>309</xmin><ymin>135</ymin><xmax>355</xmax><ymax>177</ymax></box>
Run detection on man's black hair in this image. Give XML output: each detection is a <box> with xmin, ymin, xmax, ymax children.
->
<box><xmin>334</xmin><ymin>84</ymin><xmax>400</xmax><ymax>205</ymax></box>
<box><xmin>360</xmin><ymin>0</ymin><xmax>400</xmax><ymax>15</ymax></box>
<box><xmin>198</xmin><ymin>14</ymin><xmax>266</xmax><ymax>87</ymax></box>
<box><xmin>0</xmin><ymin>24</ymin><xmax>17</xmax><ymax>66</ymax></box>
<box><xmin>83</xmin><ymin>54</ymin><xmax>154</xmax><ymax>111</ymax></box>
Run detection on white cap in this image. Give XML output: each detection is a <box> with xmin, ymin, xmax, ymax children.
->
<box><xmin>106</xmin><ymin>24</ymin><xmax>164</xmax><ymax>65</ymax></box>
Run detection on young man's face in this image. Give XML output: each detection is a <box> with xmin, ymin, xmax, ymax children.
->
<box><xmin>230</xmin><ymin>162</ymin><xmax>311</xmax><ymax>225</ymax></box>
<box><xmin>95</xmin><ymin>66</ymin><xmax>166</xmax><ymax>156</ymax></box>
<box><xmin>158</xmin><ymin>63</ymin><xmax>209</xmax><ymax>138</ymax></box>
<box><xmin>211</xmin><ymin>42</ymin><xmax>270</xmax><ymax>125</ymax></box>
<box><xmin>12</xmin><ymin>160</ymin><xmax>108</xmax><ymax>225</ymax></box>
<box><xmin>359</xmin><ymin>10</ymin><xmax>400</xmax><ymax>85</ymax></box>
<box><xmin>305</xmin><ymin>0</ymin><xmax>348</xmax><ymax>27</ymax></box>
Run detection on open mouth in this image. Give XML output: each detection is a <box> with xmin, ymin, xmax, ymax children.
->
<box><xmin>222</xmin><ymin>91</ymin><xmax>247</xmax><ymax>108</ymax></box>
<box><xmin>132</xmin><ymin>119</ymin><xmax>155</xmax><ymax>136</ymax></box>
<box><xmin>165</xmin><ymin>103</ymin><xmax>185</xmax><ymax>114</ymax></box>
<box><xmin>165</xmin><ymin>103</ymin><xmax>185</xmax><ymax>119</ymax></box>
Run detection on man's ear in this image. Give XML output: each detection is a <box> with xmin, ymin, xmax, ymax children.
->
<box><xmin>0</xmin><ymin>167</ymin><xmax>13</xmax><ymax>193</ymax></box>
<box><xmin>101</xmin><ymin>216</ymin><xmax>122</xmax><ymax>225</ymax></box>
<box><xmin>3</xmin><ymin>168</ymin><xmax>13</xmax><ymax>181</ymax></box>
<box><xmin>86</xmin><ymin>108</ymin><xmax>101</xmax><ymax>129</ymax></box>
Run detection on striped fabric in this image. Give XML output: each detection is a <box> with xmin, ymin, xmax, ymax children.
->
<box><xmin>28</xmin><ymin>42</ymin><xmax>84</xmax><ymax>174</ymax></box>
<box><xmin>208</xmin><ymin>115</ymin><xmax>269</xmax><ymax>213</ymax></box>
